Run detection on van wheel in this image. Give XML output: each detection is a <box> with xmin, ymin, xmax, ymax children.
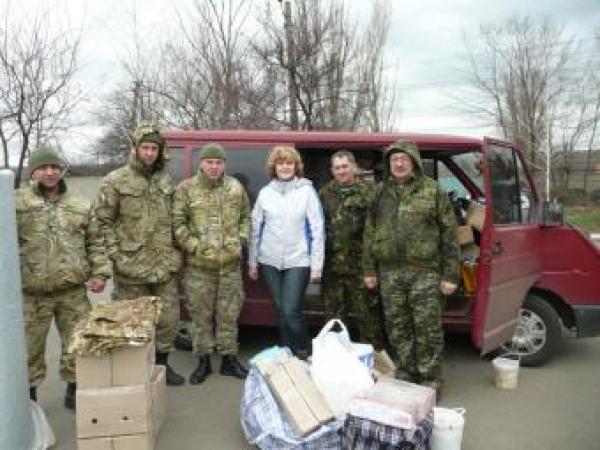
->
<box><xmin>500</xmin><ymin>294</ymin><xmax>561</xmax><ymax>367</ymax></box>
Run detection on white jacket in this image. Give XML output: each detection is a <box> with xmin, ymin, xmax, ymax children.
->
<box><xmin>249</xmin><ymin>177</ymin><xmax>324</xmax><ymax>274</ymax></box>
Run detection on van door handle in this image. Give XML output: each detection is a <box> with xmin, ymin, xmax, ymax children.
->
<box><xmin>492</xmin><ymin>241</ymin><xmax>504</xmax><ymax>255</ymax></box>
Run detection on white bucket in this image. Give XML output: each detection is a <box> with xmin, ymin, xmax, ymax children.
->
<box><xmin>492</xmin><ymin>354</ymin><xmax>520</xmax><ymax>390</ymax></box>
<box><xmin>431</xmin><ymin>407</ymin><xmax>465</xmax><ymax>450</ymax></box>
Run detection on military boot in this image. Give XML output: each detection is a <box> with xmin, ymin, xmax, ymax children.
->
<box><xmin>189</xmin><ymin>354</ymin><xmax>212</xmax><ymax>385</ymax></box>
<box><xmin>29</xmin><ymin>387</ymin><xmax>37</xmax><ymax>402</ymax></box>
<box><xmin>220</xmin><ymin>354</ymin><xmax>248</xmax><ymax>379</ymax></box>
<box><xmin>156</xmin><ymin>352</ymin><xmax>185</xmax><ymax>386</ymax></box>
<box><xmin>64</xmin><ymin>382</ymin><xmax>76</xmax><ymax>410</ymax></box>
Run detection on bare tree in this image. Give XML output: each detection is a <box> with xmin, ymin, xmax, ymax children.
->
<box><xmin>582</xmin><ymin>31</ymin><xmax>600</xmax><ymax>193</ymax></box>
<box><xmin>552</xmin><ymin>60</ymin><xmax>600</xmax><ymax>193</ymax></box>
<box><xmin>253</xmin><ymin>0</ymin><xmax>393</xmax><ymax>131</ymax></box>
<box><xmin>92</xmin><ymin>1</ymin><xmax>164</xmax><ymax>163</ymax></box>
<box><xmin>0</xmin><ymin>3</ymin><xmax>81</xmax><ymax>187</ymax></box>
<box><xmin>461</xmin><ymin>16</ymin><xmax>574</xmax><ymax>169</ymax></box>
<box><xmin>143</xmin><ymin>0</ymin><xmax>262</xmax><ymax>129</ymax></box>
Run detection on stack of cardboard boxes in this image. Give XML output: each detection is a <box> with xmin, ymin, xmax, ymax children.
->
<box><xmin>75</xmin><ymin>341</ymin><xmax>166</xmax><ymax>450</ymax></box>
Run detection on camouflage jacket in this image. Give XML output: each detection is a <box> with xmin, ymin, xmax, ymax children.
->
<box><xmin>362</xmin><ymin>142</ymin><xmax>459</xmax><ymax>283</ymax></box>
<box><xmin>93</xmin><ymin>156</ymin><xmax>182</xmax><ymax>284</ymax></box>
<box><xmin>319</xmin><ymin>179</ymin><xmax>374</xmax><ymax>275</ymax></box>
<box><xmin>16</xmin><ymin>180</ymin><xmax>111</xmax><ymax>294</ymax></box>
<box><xmin>172</xmin><ymin>172</ymin><xmax>250</xmax><ymax>270</ymax></box>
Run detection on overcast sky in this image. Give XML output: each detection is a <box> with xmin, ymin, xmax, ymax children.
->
<box><xmin>4</xmin><ymin>0</ymin><xmax>600</xmax><ymax>162</ymax></box>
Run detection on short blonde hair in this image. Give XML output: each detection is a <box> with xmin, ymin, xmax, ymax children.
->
<box><xmin>266</xmin><ymin>145</ymin><xmax>304</xmax><ymax>178</ymax></box>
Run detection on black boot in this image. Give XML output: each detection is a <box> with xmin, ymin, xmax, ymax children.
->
<box><xmin>64</xmin><ymin>382</ymin><xmax>76</xmax><ymax>410</ymax></box>
<box><xmin>156</xmin><ymin>352</ymin><xmax>185</xmax><ymax>386</ymax></box>
<box><xmin>220</xmin><ymin>354</ymin><xmax>248</xmax><ymax>379</ymax></box>
<box><xmin>189</xmin><ymin>354</ymin><xmax>212</xmax><ymax>385</ymax></box>
<box><xmin>29</xmin><ymin>387</ymin><xmax>37</xmax><ymax>402</ymax></box>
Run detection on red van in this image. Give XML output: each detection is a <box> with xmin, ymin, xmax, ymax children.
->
<box><xmin>164</xmin><ymin>130</ymin><xmax>600</xmax><ymax>366</ymax></box>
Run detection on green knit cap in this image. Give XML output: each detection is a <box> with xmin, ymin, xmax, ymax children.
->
<box><xmin>199</xmin><ymin>143</ymin><xmax>226</xmax><ymax>160</ymax></box>
<box><xmin>28</xmin><ymin>149</ymin><xmax>64</xmax><ymax>173</ymax></box>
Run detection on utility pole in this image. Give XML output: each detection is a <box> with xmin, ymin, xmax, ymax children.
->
<box><xmin>132</xmin><ymin>80</ymin><xmax>141</xmax><ymax>129</ymax></box>
<box><xmin>283</xmin><ymin>1</ymin><xmax>299</xmax><ymax>130</ymax></box>
<box><xmin>0</xmin><ymin>169</ymin><xmax>33</xmax><ymax>449</ymax></box>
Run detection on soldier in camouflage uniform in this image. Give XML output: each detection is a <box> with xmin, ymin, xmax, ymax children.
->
<box><xmin>319</xmin><ymin>150</ymin><xmax>385</xmax><ymax>350</ymax></box>
<box><xmin>93</xmin><ymin>123</ymin><xmax>185</xmax><ymax>385</ymax></box>
<box><xmin>172</xmin><ymin>143</ymin><xmax>251</xmax><ymax>384</ymax></box>
<box><xmin>362</xmin><ymin>141</ymin><xmax>459</xmax><ymax>392</ymax></box>
<box><xmin>16</xmin><ymin>148</ymin><xmax>111</xmax><ymax>409</ymax></box>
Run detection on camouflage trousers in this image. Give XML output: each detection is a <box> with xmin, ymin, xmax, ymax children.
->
<box><xmin>322</xmin><ymin>271</ymin><xmax>386</xmax><ymax>351</ymax></box>
<box><xmin>379</xmin><ymin>268</ymin><xmax>443</xmax><ymax>385</ymax></box>
<box><xmin>113</xmin><ymin>277</ymin><xmax>179</xmax><ymax>353</ymax></box>
<box><xmin>23</xmin><ymin>286</ymin><xmax>90</xmax><ymax>386</ymax></box>
<box><xmin>184</xmin><ymin>266</ymin><xmax>244</xmax><ymax>355</ymax></box>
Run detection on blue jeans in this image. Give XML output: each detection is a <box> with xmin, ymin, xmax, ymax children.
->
<box><xmin>260</xmin><ymin>265</ymin><xmax>310</xmax><ymax>355</ymax></box>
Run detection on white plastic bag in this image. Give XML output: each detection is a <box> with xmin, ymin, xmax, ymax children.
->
<box><xmin>310</xmin><ymin>319</ymin><xmax>374</xmax><ymax>419</ymax></box>
<box><xmin>30</xmin><ymin>400</ymin><xmax>55</xmax><ymax>450</ymax></box>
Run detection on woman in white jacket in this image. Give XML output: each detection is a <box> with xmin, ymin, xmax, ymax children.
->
<box><xmin>249</xmin><ymin>146</ymin><xmax>324</xmax><ymax>358</ymax></box>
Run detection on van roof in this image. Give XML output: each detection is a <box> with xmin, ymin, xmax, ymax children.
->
<box><xmin>162</xmin><ymin>129</ymin><xmax>485</xmax><ymax>151</ymax></box>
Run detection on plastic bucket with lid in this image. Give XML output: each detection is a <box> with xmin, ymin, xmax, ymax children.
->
<box><xmin>492</xmin><ymin>354</ymin><xmax>520</xmax><ymax>389</ymax></box>
<box><xmin>431</xmin><ymin>407</ymin><xmax>465</xmax><ymax>450</ymax></box>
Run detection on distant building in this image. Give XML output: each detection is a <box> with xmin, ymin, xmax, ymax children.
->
<box><xmin>554</xmin><ymin>150</ymin><xmax>600</xmax><ymax>194</ymax></box>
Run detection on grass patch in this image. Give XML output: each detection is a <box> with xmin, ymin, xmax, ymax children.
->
<box><xmin>565</xmin><ymin>205</ymin><xmax>600</xmax><ymax>232</ymax></box>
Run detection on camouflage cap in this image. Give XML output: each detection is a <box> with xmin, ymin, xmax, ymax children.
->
<box><xmin>199</xmin><ymin>143</ymin><xmax>226</xmax><ymax>160</ymax></box>
<box><xmin>132</xmin><ymin>122</ymin><xmax>165</xmax><ymax>149</ymax></box>
<box><xmin>28</xmin><ymin>148</ymin><xmax>64</xmax><ymax>173</ymax></box>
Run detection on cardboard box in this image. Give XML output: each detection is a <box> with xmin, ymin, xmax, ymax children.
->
<box><xmin>76</xmin><ymin>384</ymin><xmax>152</xmax><ymax>439</ymax></box>
<box><xmin>466</xmin><ymin>202</ymin><xmax>485</xmax><ymax>231</ymax></box>
<box><xmin>456</xmin><ymin>225</ymin><xmax>474</xmax><ymax>246</ymax></box>
<box><xmin>78</xmin><ymin>433</ymin><xmax>154</xmax><ymax>450</ymax></box>
<box><xmin>77</xmin><ymin>342</ymin><xmax>154</xmax><ymax>389</ymax></box>
<box><xmin>151</xmin><ymin>365</ymin><xmax>166</xmax><ymax>436</ymax></box>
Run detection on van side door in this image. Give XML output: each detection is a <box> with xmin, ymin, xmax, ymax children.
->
<box><xmin>473</xmin><ymin>138</ymin><xmax>543</xmax><ymax>354</ymax></box>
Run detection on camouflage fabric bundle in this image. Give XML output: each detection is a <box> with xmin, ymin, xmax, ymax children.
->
<box><xmin>69</xmin><ymin>296</ymin><xmax>162</xmax><ymax>356</ymax></box>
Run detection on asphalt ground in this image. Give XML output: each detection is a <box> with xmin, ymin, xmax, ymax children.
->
<box><xmin>37</xmin><ymin>320</ymin><xmax>600</xmax><ymax>450</ymax></box>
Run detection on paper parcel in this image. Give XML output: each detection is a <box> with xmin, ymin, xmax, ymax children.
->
<box><xmin>261</xmin><ymin>356</ymin><xmax>334</xmax><ymax>437</ymax></box>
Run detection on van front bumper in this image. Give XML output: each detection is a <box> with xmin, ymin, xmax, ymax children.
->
<box><xmin>573</xmin><ymin>305</ymin><xmax>600</xmax><ymax>338</ymax></box>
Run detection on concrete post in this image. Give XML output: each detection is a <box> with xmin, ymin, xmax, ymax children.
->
<box><xmin>0</xmin><ymin>169</ymin><xmax>33</xmax><ymax>449</ymax></box>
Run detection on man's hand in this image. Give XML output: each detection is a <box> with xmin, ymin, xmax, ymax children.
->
<box><xmin>87</xmin><ymin>277</ymin><xmax>106</xmax><ymax>293</ymax></box>
<box><xmin>364</xmin><ymin>276</ymin><xmax>378</xmax><ymax>290</ymax></box>
<box><xmin>248</xmin><ymin>267</ymin><xmax>259</xmax><ymax>281</ymax></box>
<box><xmin>440</xmin><ymin>280</ymin><xmax>457</xmax><ymax>296</ymax></box>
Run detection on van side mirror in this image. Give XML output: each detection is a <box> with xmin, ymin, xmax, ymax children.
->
<box><xmin>541</xmin><ymin>200</ymin><xmax>563</xmax><ymax>227</ymax></box>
